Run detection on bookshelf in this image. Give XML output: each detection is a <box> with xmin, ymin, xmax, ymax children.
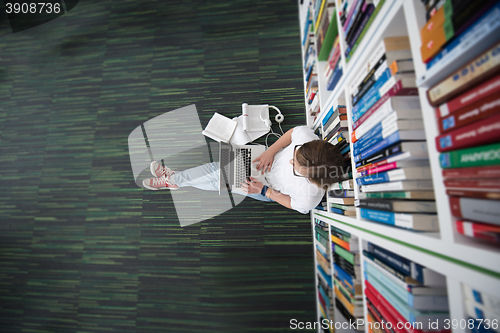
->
<box><xmin>299</xmin><ymin>0</ymin><xmax>500</xmax><ymax>332</ymax></box>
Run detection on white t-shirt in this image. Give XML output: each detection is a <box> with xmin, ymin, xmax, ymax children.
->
<box><xmin>265</xmin><ymin>126</ymin><xmax>325</xmax><ymax>214</ymax></box>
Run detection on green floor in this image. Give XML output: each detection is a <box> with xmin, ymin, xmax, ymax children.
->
<box><xmin>0</xmin><ymin>1</ymin><xmax>318</xmax><ymax>332</ymax></box>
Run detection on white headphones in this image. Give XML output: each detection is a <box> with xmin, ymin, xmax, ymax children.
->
<box><xmin>260</xmin><ymin>105</ymin><xmax>284</xmax><ymax>128</ymax></box>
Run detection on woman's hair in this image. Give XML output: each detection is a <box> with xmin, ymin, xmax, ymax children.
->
<box><xmin>295</xmin><ymin>140</ymin><xmax>347</xmax><ymax>190</ymax></box>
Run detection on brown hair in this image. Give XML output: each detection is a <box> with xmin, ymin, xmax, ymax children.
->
<box><xmin>295</xmin><ymin>140</ymin><xmax>346</xmax><ymax>190</ymax></box>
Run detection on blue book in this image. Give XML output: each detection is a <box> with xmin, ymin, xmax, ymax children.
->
<box><xmin>333</xmin><ymin>263</ymin><xmax>355</xmax><ymax>294</ymax></box>
<box><xmin>318</xmin><ymin>283</ymin><xmax>331</xmax><ymax>307</ymax></box>
<box><xmin>321</xmin><ymin>107</ymin><xmax>335</xmax><ymax>126</ymax></box>
<box><xmin>317</xmin><ymin>265</ymin><xmax>333</xmax><ymax>289</ymax></box>
<box><xmin>340</xmin><ymin>145</ymin><xmax>350</xmax><ymax>155</ymax></box>
<box><xmin>365</xmin><ymin>271</ymin><xmax>449</xmax><ymax>326</ymax></box>
<box><xmin>316</xmin><ymin>244</ymin><xmax>328</xmax><ymax>259</ymax></box>
<box><xmin>327</xmin><ymin>64</ymin><xmax>343</xmax><ymax>91</ymax></box>
<box><xmin>426</xmin><ymin>2</ymin><xmax>500</xmax><ymax>69</ymax></box>
<box><xmin>301</xmin><ymin>15</ymin><xmax>312</xmax><ymax>46</ymax></box>
<box><xmin>361</xmin><ymin>208</ymin><xmax>439</xmax><ymax>231</ymax></box>
<box><xmin>305</xmin><ymin>61</ymin><xmax>315</xmax><ymax>82</ymax></box>
<box><xmin>354</xmin><ymin>130</ymin><xmax>402</xmax><ymax>163</ymax></box>
<box><xmin>352</xmin><ymin>122</ymin><xmax>386</xmax><ymax>155</ymax></box>
<box><xmin>356</xmin><ymin>172</ymin><xmax>392</xmax><ymax>186</ymax></box>
<box><xmin>368</xmin><ymin>242</ymin><xmax>411</xmax><ymax>276</ymax></box>
<box><xmin>352</xmin><ymin>68</ymin><xmax>391</xmax><ymax>122</ymax></box>
<box><xmin>364</xmin><ymin>260</ymin><xmax>449</xmax><ymax>310</ymax></box>
<box><xmin>344</xmin><ymin>0</ymin><xmax>363</xmax><ymax>37</ymax></box>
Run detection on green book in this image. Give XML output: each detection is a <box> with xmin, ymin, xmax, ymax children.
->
<box><xmin>334</xmin><ymin>243</ymin><xmax>359</xmax><ymax>266</ymax></box>
<box><xmin>318</xmin><ymin>8</ymin><xmax>338</xmax><ymax>61</ymax></box>
<box><xmin>330</xmin><ymin>203</ymin><xmax>356</xmax><ymax>211</ymax></box>
<box><xmin>346</xmin><ymin>0</ymin><xmax>386</xmax><ymax>62</ymax></box>
<box><xmin>439</xmin><ymin>142</ymin><xmax>500</xmax><ymax>168</ymax></box>
<box><xmin>331</xmin><ymin>225</ymin><xmax>351</xmax><ymax>239</ymax></box>
<box><xmin>315</xmin><ymin>226</ymin><xmax>329</xmax><ymax>239</ymax></box>
<box><xmin>358</xmin><ymin>191</ymin><xmax>435</xmax><ymax>200</ymax></box>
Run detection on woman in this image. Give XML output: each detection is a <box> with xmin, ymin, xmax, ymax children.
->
<box><xmin>143</xmin><ymin>126</ymin><xmax>345</xmax><ymax>214</ymax></box>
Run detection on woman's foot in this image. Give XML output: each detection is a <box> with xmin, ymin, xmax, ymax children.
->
<box><xmin>150</xmin><ymin>161</ymin><xmax>175</xmax><ymax>178</ymax></box>
<box><xmin>142</xmin><ymin>175</ymin><xmax>179</xmax><ymax>190</ymax></box>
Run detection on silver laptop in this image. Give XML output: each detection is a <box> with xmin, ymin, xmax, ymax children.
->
<box><xmin>219</xmin><ymin>142</ymin><xmax>269</xmax><ymax>195</ymax></box>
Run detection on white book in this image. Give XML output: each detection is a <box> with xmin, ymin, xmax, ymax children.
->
<box><xmin>379</xmin><ymin>75</ymin><xmax>417</xmax><ymax>97</ymax></box>
<box><xmin>350</xmin><ymin>45</ymin><xmax>412</xmax><ymax>96</ymax></box>
<box><xmin>330</xmin><ymin>179</ymin><xmax>355</xmax><ymax>190</ymax></box>
<box><xmin>323</xmin><ymin>117</ymin><xmax>348</xmax><ymax>138</ymax></box>
<box><xmin>463</xmin><ymin>284</ymin><xmax>500</xmax><ymax>314</ymax></box>
<box><xmin>202</xmin><ymin>112</ymin><xmax>238</xmax><ymax>143</ymax></box>
<box><xmin>360</xmin><ymin>180</ymin><xmax>434</xmax><ymax>192</ymax></box>
<box><xmin>465</xmin><ymin>300</ymin><xmax>500</xmax><ymax>330</ymax></box>
<box><xmin>352</xmin><ymin>96</ymin><xmax>421</xmax><ymax>141</ymax></box>
<box><xmin>380</xmin><ymin>167</ymin><xmax>432</xmax><ymax>181</ymax></box>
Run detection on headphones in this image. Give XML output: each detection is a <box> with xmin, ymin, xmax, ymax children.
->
<box><xmin>260</xmin><ymin>105</ymin><xmax>284</xmax><ymax>128</ymax></box>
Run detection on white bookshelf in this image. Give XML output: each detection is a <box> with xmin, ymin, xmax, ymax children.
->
<box><xmin>301</xmin><ymin>0</ymin><xmax>500</xmax><ymax>331</ymax></box>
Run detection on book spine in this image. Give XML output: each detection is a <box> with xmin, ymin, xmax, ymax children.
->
<box><xmin>449</xmin><ymin>196</ymin><xmax>500</xmax><ymax>225</ymax></box>
<box><xmin>354</xmin><ymin>131</ymin><xmax>401</xmax><ymax>162</ymax></box>
<box><xmin>447</xmin><ymin>189</ymin><xmax>500</xmax><ymax>200</ymax></box>
<box><xmin>356</xmin><ymin>142</ymin><xmax>405</xmax><ymax>168</ymax></box>
<box><xmin>439</xmin><ymin>142</ymin><xmax>500</xmax><ymax>168</ymax></box>
<box><xmin>346</xmin><ymin>0</ymin><xmax>385</xmax><ymax>61</ymax></box>
<box><xmin>353</xmin><ymin>59</ymin><xmax>389</xmax><ymax>106</ymax></box>
<box><xmin>364</xmin><ymin>260</ymin><xmax>412</xmax><ymax>307</ymax></box>
<box><xmin>436</xmin><ymin>113</ymin><xmax>500</xmax><ymax>152</ymax></box>
<box><xmin>368</xmin><ymin>243</ymin><xmax>411</xmax><ymax>275</ymax></box>
<box><xmin>334</xmin><ymin>263</ymin><xmax>355</xmax><ymax>294</ymax></box>
<box><xmin>353</xmin><ymin>81</ymin><xmax>418</xmax><ymax>130</ymax></box>
<box><xmin>343</xmin><ymin>0</ymin><xmax>360</xmax><ymax>32</ymax></box>
<box><xmin>346</xmin><ymin>4</ymin><xmax>376</xmax><ymax>54</ymax></box>
<box><xmin>352</xmin><ymin>68</ymin><xmax>391</xmax><ymax>120</ymax></box>
<box><xmin>334</xmin><ymin>243</ymin><xmax>356</xmax><ymax>265</ymax></box>
<box><xmin>327</xmin><ymin>64</ymin><xmax>343</xmax><ymax>91</ymax></box>
<box><xmin>438</xmin><ymin>74</ymin><xmax>500</xmax><ymax>118</ymax></box>
<box><xmin>365</xmin><ymin>272</ymin><xmax>413</xmax><ymax>323</ymax></box>
<box><xmin>357</xmin><ymin>173</ymin><xmax>391</xmax><ymax>186</ymax></box>
<box><xmin>365</xmin><ymin>283</ymin><xmax>417</xmax><ymax>333</ymax></box>
<box><xmin>427</xmin><ymin>42</ymin><xmax>500</xmax><ymax>107</ymax></box>
<box><xmin>456</xmin><ymin>221</ymin><xmax>499</xmax><ymax>242</ymax></box>
<box><xmin>361</xmin><ymin>208</ymin><xmax>421</xmax><ymax>230</ymax></box>
<box><xmin>438</xmin><ymin>92</ymin><xmax>500</xmax><ymax>133</ymax></box>
<box><xmin>425</xmin><ymin>2</ymin><xmax>500</xmax><ymax>68</ymax></box>
<box><xmin>350</xmin><ymin>45</ymin><xmax>386</xmax><ymax>96</ymax></box>
<box><xmin>444</xmin><ymin>178</ymin><xmax>500</xmax><ymax>190</ymax></box>
<box><xmin>331</xmin><ymin>234</ymin><xmax>351</xmax><ymax>252</ymax></box>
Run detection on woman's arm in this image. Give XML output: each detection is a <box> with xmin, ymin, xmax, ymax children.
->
<box><xmin>266</xmin><ymin>188</ymin><xmax>292</xmax><ymax>209</ymax></box>
<box><xmin>253</xmin><ymin>127</ymin><xmax>294</xmax><ymax>173</ymax></box>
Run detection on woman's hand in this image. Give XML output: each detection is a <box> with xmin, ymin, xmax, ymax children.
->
<box><xmin>241</xmin><ymin>177</ymin><xmax>264</xmax><ymax>194</ymax></box>
<box><xmin>253</xmin><ymin>149</ymin><xmax>275</xmax><ymax>174</ymax></box>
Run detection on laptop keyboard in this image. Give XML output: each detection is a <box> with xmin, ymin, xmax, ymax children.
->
<box><xmin>234</xmin><ymin>148</ymin><xmax>251</xmax><ymax>188</ymax></box>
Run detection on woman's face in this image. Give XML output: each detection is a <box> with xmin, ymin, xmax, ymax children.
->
<box><xmin>290</xmin><ymin>148</ymin><xmax>308</xmax><ymax>177</ymax></box>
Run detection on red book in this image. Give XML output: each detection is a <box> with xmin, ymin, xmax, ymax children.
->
<box><xmin>437</xmin><ymin>74</ymin><xmax>500</xmax><ymax>118</ymax></box>
<box><xmin>446</xmin><ymin>189</ymin><xmax>500</xmax><ymax>200</ymax></box>
<box><xmin>366</xmin><ymin>302</ymin><xmax>392</xmax><ymax>333</ymax></box>
<box><xmin>449</xmin><ymin>196</ymin><xmax>500</xmax><ymax>224</ymax></box>
<box><xmin>442</xmin><ymin>165</ymin><xmax>500</xmax><ymax>179</ymax></box>
<box><xmin>318</xmin><ymin>289</ymin><xmax>327</xmax><ymax>310</ymax></box>
<box><xmin>365</xmin><ymin>282</ymin><xmax>452</xmax><ymax>333</ymax></box>
<box><xmin>456</xmin><ymin>220</ymin><xmax>500</xmax><ymax>243</ymax></box>
<box><xmin>364</xmin><ymin>286</ymin><xmax>407</xmax><ymax>333</ymax></box>
<box><xmin>352</xmin><ymin>80</ymin><xmax>419</xmax><ymax>130</ymax></box>
<box><xmin>444</xmin><ymin>179</ymin><xmax>500</xmax><ymax>191</ymax></box>
<box><xmin>435</xmin><ymin>113</ymin><xmax>500</xmax><ymax>152</ymax></box>
<box><xmin>438</xmin><ymin>93</ymin><xmax>500</xmax><ymax>133</ymax></box>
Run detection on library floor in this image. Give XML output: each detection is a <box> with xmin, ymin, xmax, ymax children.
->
<box><xmin>0</xmin><ymin>1</ymin><xmax>319</xmax><ymax>332</ymax></box>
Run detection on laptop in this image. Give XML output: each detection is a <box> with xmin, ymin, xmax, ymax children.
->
<box><xmin>219</xmin><ymin>142</ymin><xmax>269</xmax><ymax>195</ymax></box>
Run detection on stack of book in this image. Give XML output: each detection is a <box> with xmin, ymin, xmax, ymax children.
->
<box><xmin>323</xmin><ymin>98</ymin><xmax>355</xmax><ymax>217</ymax></box>
<box><xmin>338</xmin><ymin>0</ymin><xmax>386</xmax><ymax>62</ymax></box>
<box><xmin>331</xmin><ymin>226</ymin><xmax>364</xmax><ymax>330</ymax></box>
<box><xmin>429</xmin><ymin>43</ymin><xmax>500</xmax><ymax>243</ymax></box>
<box><xmin>315</xmin><ymin>219</ymin><xmax>335</xmax><ymax>327</ymax></box>
<box><xmin>363</xmin><ymin>243</ymin><xmax>450</xmax><ymax>332</ymax></box>
<box><xmin>348</xmin><ymin>37</ymin><xmax>437</xmax><ymax>231</ymax></box>
<box><xmin>420</xmin><ymin>0</ymin><xmax>500</xmax><ymax>70</ymax></box>
<box><xmin>462</xmin><ymin>283</ymin><xmax>500</xmax><ymax>333</ymax></box>
<box><xmin>325</xmin><ymin>35</ymin><xmax>343</xmax><ymax>91</ymax></box>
